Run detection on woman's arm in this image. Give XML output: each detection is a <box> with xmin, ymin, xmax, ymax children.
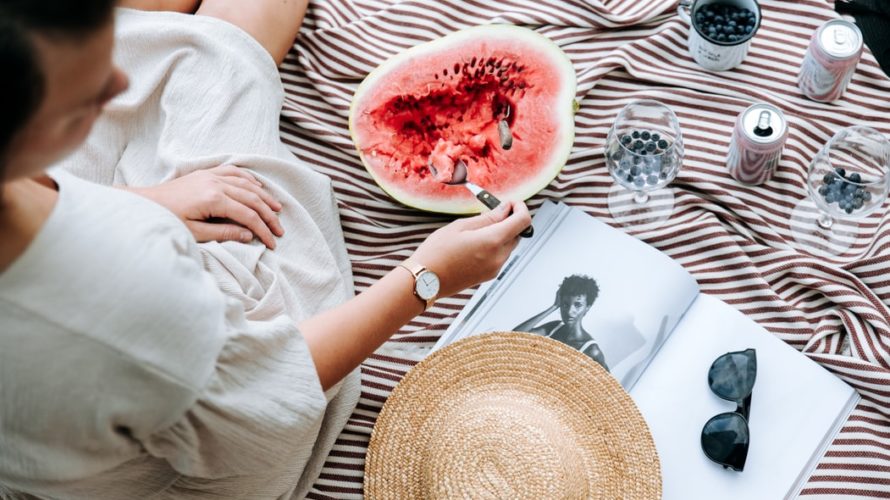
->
<box><xmin>300</xmin><ymin>201</ymin><xmax>531</xmax><ymax>390</ymax></box>
<box><xmin>514</xmin><ymin>288</ymin><xmax>561</xmax><ymax>333</ymax></box>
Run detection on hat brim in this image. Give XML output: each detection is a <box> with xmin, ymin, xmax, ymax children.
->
<box><xmin>365</xmin><ymin>331</ymin><xmax>662</xmax><ymax>499</ymax></box>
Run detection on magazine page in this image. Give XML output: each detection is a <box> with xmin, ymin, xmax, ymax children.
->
<box><xmin>437</xmin><ymin>201</ymin><xmax>700</xmax><ymax>389</ymax></box>
<box><xmin>631</xmin><ymin>294</ymin><xmax>858</xmax><ymax>499</ymax></box>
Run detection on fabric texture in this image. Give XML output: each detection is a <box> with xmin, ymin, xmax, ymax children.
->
<box><xmin>272</xmin><ymin>1</ymin><xmax>890</xmax><ymax>498</ymax></box>
<box><xmin>0</xmin><ymin>8</ymin><xmax>360</xmax><ymax>500</ymax></box>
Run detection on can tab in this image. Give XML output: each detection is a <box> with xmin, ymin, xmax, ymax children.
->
<box><xmin>753</xmin><ymin>110</ymin><xmax>773</xmax><ymax>137</ymax></box>
<box><xmin>834</xmin><ymin>28</ymin><xmax>847</xmax><ymax>45</ymax></box>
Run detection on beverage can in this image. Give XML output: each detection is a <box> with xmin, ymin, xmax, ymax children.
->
<box><xmin>798</xmin><ymin>20</ymin><xmax>863</xmax><ymax>103</ymax></box>
<box><xmin>727</xmin><ymin>103</ymin><xmax>788</xmax><ymax>185</ymax></box>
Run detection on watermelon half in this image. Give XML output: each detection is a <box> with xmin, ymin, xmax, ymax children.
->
<box><xmin>349</xmin><ymin>25</ymin><xmax>577</xmax><ymax>214</ymax></box>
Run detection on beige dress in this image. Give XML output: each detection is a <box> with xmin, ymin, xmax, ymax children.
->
<box><xmin>0</xmin><ymin>8</ymin><xmax>359</xmax><ymax>499</ymax></box>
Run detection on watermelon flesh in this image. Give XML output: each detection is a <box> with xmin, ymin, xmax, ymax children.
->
<box><xmin>350</xmin><ymin>25</ymin><xmax>576</xmax><ymax>214</ymax></box>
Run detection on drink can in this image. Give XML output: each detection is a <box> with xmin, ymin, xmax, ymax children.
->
<box><xmin>798</xmin><ymin>19</ymin><xmax>863</xmax><ymax>103</ymax></box>
<box><xmin>727</xmin><ymin>103</ymin><xmax>788</xmax><ymax>185</ymax></box>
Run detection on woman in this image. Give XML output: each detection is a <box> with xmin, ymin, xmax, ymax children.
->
<box><xmin>0</xmin><ymin>1</ymin><xmax>530</xmax><ymax>498</ymax></box>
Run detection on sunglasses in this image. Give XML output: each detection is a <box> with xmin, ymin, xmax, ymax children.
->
<box><xmin>700</xmin><ymin>348</ymin><xmax>757</xmax><ymax>472</ymax></box>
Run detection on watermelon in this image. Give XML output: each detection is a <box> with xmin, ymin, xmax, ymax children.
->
<box><xmin>349</xmin><ymin>25</ymin><xmax>577</xmax><ymax>214</ymax></box>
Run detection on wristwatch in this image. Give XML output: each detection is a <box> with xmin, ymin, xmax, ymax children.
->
<box><xmin>398</xmin><ymin>260</ymin><xmax>440</xmax><ymax>311</ymax></box>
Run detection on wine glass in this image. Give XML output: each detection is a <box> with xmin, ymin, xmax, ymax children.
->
<box><xmin>605</xmin><ymin>100</ymin><xmax>684</xmax><ymax>228</ymax></box>
<box><xmin>791</xmin><ymin>126</ymin><xmax>890</xmax><ymax>258</ymax></box>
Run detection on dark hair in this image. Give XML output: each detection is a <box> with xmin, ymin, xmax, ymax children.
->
<box><xmin>559</xmin><ymin>274</ymin><xmax>599</xmax><ymax>305</ymax></box>
<box><xmin>0</xmin><ymin>0</ymin><xmax>116</xmax><ymax>167</ymax></box>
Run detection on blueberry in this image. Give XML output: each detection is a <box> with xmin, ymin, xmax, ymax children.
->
<box><xmin>729</xmin><ymin>20</ymin><xmax>737</xmax><ymax>28</ymax></box>
<box><xmin>729</xmin><ymin>35</ymin><xmax>739</xmax><ymax>42</ymax></box>
<box><xmin>715</xmin><ymin>15</ymin><xmax>724</xmax><ymax>23</ymax></box>
<box><xmin>845</xmin><ymin>206</ymin><xmax>854</xmax><ymax>214</ymax></box>
<box><xmin>657</xmin><ymin>139</ymin><xmax>669</xmax><ymax>149</ymax></box>
<box><xmin>630</xmin><ymin>166</ymin><xmax>641</xmax><ymax>176</ymax></box>
<box><xmin>626</xmin><ymin>174</ymin><xmax>634</xmax><ymax>183</ymax></box>
<box><xmin>849</xmin><ymin>173</ymin><xmax>861</xmax><ymax>183</ymax></box>
<box><xmin>853</xmin><ymin>198</ymin><xmax>864</xmax><ymax>209</ymax></box>
<box><xmin>660</xmin><ymin>172</ymin><xmax>668</xmax><ymax>179</ymax></box>
<box><xmin>819</xmin><ymin>185</ymin><xmax>829</xmax><ymax>196</ymax></box>
<box><xmin>717</xmin><ymin>34</ymin><xmax>727</xmax><ymax>42</ymax></box>
<box><xmin>634</xmin><ymin>177</ymin><xmax>646</xmax><ymax>188</ymax></box>
<box><xmin>641</xmin><ymin>131</ymin><xmax>651</xmax><ymax>140</ymax></box>
<box><xmin>633</xmin><ymin>156</ymin><xmax>642</xmax><ymax>165</ymax></box>
<box><xmin>619</xmin><ymin>157</ymin><xmax>632</xmax><ymax>169</ymax></box>
<box><xmin>633</xmin><ymin>140</ymin><xmax>644</xmax><ymax>150</ymax></box>
<box><xmin>643</xmin><ymin>165</ymin><xmax>653</xmax><ymax>175</ymax></box>
<box><xmin>647</xmin><ymin>175</ymin><xmax>659</xmax><ymax>185</ymax></box>
<box><xmin>632</xmin><ymin>130</ymin><xmax>640</xmax><ymax>139</ymax></box>
<box><xmin>835</xmin><ymin>167</ymin><xmax>846</xmax><ymax>177</ymax></box>
<box><xmin>825</xmin><ymin>193</ymin><xmax>836</xmax><ymax>203</ymax></box>
<box><xmin>646</xmin><ymin>142</ymin><xmax>657</xmax><ymax>152</ymax></box>
<box><xmin>744</xmin><ymin>25</ymin><xmax>753</xmax><ymax>34</ymax></box>
<box><xmin>621</xmin><ymin>135</ymin><xmax>633</xmax><ymax>146</ymax></box>
<box><xmin>823</xmin><ymin>173</ymin><xmax>835</xmax><ymax>185</ymax></box>
<box><xmin>651</xmin><ymin>133</ymin><xmax>660</xmax><ymax>141</ymax></box>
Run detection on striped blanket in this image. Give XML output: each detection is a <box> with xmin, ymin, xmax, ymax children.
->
<box><xmin>278</xmin><ymin>0</ymin><xmax>890</xmax><ymax>497</ymax></box>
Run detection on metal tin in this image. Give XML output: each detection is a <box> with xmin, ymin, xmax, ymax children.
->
<box><xmin>798</xmin><ymin>20</ymin><xmax>863</xmax><ymax>102</ymax></box>
<box><xmin>727</xmin><ymin>103</ymin><xmax>788</xmax><ymax>185</ymax></box>
<box><xmin>678</xmin><ymin>0</ymin><xmax>762</xmax><ymax>71</ymax></box>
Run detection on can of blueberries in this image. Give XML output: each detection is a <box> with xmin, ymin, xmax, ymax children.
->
<box><xmin>727</xmin><ymin>103</ymin><xmax>788</xmax><ymax>185</ymax></box>
<box><xmin>798</xmin><ymin>19</ymin><xmax>863</xmax><ymax>103</ymax></box>
<box><xmin>678</xmin><ymin>0</ymin><xmax>762</xmax><ymax>71</ymax></box>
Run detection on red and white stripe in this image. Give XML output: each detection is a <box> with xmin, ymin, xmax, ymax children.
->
<box><xmin>278</xmin><ymin>0</ymin><xmax>890</xmax><ymax>497</ymax></box>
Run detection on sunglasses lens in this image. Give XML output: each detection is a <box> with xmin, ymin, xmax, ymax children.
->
<box><xmin>701</xmin><ymin>412</ymin><xmax>750</xmax><ymax>471</ymax></box>
<box><xmin>708</xmin><ymin>349</ymin><xmax>756</xmax><ymax>401</ymax></box>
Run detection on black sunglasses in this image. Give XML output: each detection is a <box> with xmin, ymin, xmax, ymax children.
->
<box><xmin>700</xmin><ymin>348</ymin><xmax>757</xmax><ymax>472</ymax></box>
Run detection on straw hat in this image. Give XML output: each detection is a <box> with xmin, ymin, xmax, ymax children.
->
<box><xmin>365</xmin><ymin>332</ymin><xmax>662</xmax><ymax>499</ymax></box>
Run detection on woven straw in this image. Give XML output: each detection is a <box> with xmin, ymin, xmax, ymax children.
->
<box><xmin>365</xmin><ymin>332</ymin><xmax>662</xmax><ymax>499</ymax></box>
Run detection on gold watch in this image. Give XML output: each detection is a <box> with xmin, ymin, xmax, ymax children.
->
<box><xmin>398</xmin><ymin>260</ymin><xmax>440</xmax><ymax>311</ymax></box>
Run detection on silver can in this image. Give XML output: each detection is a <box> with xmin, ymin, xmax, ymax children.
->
<box><xmin>727</xmin><ymin>103</ymin><xmax>788</xmax><ymax>185</ymax></box>
<box><xmin>798</xmin><ymin>20</ymin><xmax>863</xmax><ymax>103</ymax></box>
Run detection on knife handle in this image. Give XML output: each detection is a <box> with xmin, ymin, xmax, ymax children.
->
<box><xmin>475</xmin><ymin>190</ymin><xmax>534</xmax><ymax>239</ymax></box>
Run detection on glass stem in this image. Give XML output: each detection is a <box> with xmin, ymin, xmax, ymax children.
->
<box><xmin>817</xmin><ymin>213</ymin><xmax>834</xmax><ymax>229</ymax></box>
<box><xmin>633</xmin><ymin>192</ymin><xmax>649</xmax><ymax>204</ymax></box>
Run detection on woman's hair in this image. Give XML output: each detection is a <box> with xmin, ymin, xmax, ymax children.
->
<box><xmin>558</xmin><ymin>274</ymin><xmax>599</xmax><ymax>305</ymax></box>
<box><xmin>0</xmin><ymin>0</ymin><xmax>116</xmax><ymax>167</ymax></box>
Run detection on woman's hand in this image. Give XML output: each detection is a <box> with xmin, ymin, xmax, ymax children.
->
<box><xmin>123</xmin><ymin>165</ymin><xmax>284</xmax><ymax>248</ymax></box>
<box><xmin>411</xmin><ymin>201</ymin><xmax>532</xmax><ymax>298</ymax></box>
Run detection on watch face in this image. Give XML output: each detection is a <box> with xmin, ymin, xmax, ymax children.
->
<box><xmin>415</xmin><ymin>270</ymin><xmax>440</xmax><ymax>300</ymax></box>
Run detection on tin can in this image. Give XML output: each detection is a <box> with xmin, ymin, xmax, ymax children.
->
<box><xmin>798</xmin><ymin>20</ymin><xmax>863</xmax><ymax>103</ymax></box>
<box><xmin>727</xmin><ymin>103</ymin><xmax>788</xmax><ymax>185</ymax></box>
<box><xmin>678</xmin><ymin>0</ymin><xmax>762</xmax><ymax>71</ymax></box>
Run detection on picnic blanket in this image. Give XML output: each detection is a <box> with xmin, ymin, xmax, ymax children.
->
<box><xmin>278</xmin><ymin>0</ymin><xmax>890</xmax><ymax>497</ymax></box>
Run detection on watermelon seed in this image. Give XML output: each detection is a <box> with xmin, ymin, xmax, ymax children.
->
<box><xmin>498</xmin><ymin>120</ymin><xmax>513</xmax><ymax>150</ymax></box>
<box><xmin>471</xmin><ymin>56</ymin><xmax>477</xmax><ymax>67</ymax></box>
<box><xmin>443</xmin><ymin>68</ymin><xmax>448</xmax><ymax>76</ymax></box>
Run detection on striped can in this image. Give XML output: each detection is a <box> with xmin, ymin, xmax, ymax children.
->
<box><xmin>727</xmin><ymin>103</ymin><xmax>788</xmax><ymax>185</ymax></box>
<box><xmin>798</xmin><ymin>20</ymin><xmax>863</xmax><ymax>103</ymax></box>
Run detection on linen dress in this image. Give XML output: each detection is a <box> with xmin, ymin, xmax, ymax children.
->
<box><xmin>0</xmin><ymin>8</ymin><xmax>360</xmax><ymax>499</ymax></box>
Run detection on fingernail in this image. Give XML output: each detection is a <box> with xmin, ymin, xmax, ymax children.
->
<box><xmin>241</xmin><ymin>231</ymin><xmax>253</xmax><ymax>242</ymax></box>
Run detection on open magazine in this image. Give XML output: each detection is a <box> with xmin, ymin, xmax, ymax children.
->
<box><xmin>434</xmin><ymin>201</ymin><xmax>859</xmax><ymax>500</ymax></box>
